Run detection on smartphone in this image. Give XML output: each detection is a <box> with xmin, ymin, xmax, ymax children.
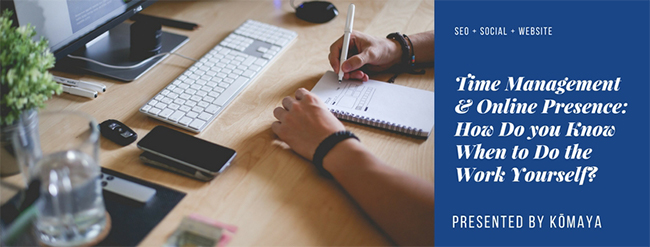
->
<box><xmin>139</xmin><ymin>152</ymin><xmax>215</xmax><ymax>181</ymax></box>
<box><xmin>137</xmin><ymin>126</ymin><xmax>236</xmax><ymax>177</ymax></box>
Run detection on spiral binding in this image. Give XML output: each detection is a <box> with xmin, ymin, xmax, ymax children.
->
<box><xmin>330</xmin><ymin>109</ymin><xmax>423</xmax><ymax>136</ymax></box>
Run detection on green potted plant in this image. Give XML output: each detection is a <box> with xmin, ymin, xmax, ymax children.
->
<box><xmin>1</xmin><ymin>10</ymin><xmax>62</xmax><ymax>176</ymax></box>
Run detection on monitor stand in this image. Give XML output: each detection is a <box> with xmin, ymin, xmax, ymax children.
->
<box><xmin>56</xmin><ymin>22</ymin><xmax>189</xmax><ymax>82</ymax></box>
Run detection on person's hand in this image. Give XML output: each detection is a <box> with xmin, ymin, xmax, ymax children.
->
<box><xmin>272</xmin><ymin>88</ymin><xmax>345</xmax><ymax>160</ymax></box>
<box><xmin>329</xmin><ymin>31</ymin><xmax>402</xmax><ymax>81</ymax></box>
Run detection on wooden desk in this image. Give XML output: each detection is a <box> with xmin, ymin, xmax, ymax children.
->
<box><xmin>47</xmin><ymin>0</ymin><xmax>433</xmax><ymax>245</ymax></box>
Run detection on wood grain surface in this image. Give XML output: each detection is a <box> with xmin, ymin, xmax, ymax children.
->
<box><xmin>40</xmin><ymin>0</ymin><xmax>434</xmax><ymax>245</ymax></box>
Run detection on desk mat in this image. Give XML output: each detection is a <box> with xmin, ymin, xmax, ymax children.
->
<box><xmin>97</xmin><ymin>168</ymin><xmax>186</xmax><ymax>246</ymax></box>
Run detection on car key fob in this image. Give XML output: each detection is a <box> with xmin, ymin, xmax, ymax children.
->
<box><xmin>99</xmin><ymin>119</ymin><xmax>137</xmax><ymax>146</ymax></box>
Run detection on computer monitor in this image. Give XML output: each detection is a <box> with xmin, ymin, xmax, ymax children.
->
<box><xmin>2</xmin><ymin>0</ymin><xmax>188</xmax><ymax>81</ymax></box>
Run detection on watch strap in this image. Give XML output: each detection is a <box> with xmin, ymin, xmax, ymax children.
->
<box><xmin>312</xmin><ymin>131</ymin><xmax>360</xmax><ymax>178</ymax></box>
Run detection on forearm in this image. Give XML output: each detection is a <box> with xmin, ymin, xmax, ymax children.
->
<box><xmin>323</xmin><ymin>140</ymin><xmax>434</xmax><ymax>246</ymax></box>
<box><xmin>409</xmin><ymin>31</ymin><xmax>434</xmax><ymax>64</ymax></box>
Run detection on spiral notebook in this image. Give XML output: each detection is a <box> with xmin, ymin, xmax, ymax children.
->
<box><xmin>311</xmin><ymin>71</ymin><xmax>434</xmax><ymax>138</ymax></box>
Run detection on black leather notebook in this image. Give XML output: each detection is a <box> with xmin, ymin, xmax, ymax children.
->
<box><xmin>97</xmin><ymin>168</ymin><xmax>186</xmax><ymax>246</ymax></box>
<box><xmin>0</xmin><ymin>168</ymin><xmax>184</xmax><ymax>246</ymax></box>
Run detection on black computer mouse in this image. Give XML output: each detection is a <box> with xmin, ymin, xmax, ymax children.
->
<box><xmin>295</xmin><ymin>1</ymin><xmax>338</xmax><ymax>23</ymax></box>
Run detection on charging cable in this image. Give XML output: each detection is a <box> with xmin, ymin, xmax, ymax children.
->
<box><xmin>66</xmin><ymin>52</ymin><xmax>198</xmax><ymax>70</ymax></box>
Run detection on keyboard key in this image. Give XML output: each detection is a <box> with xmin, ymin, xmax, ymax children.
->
<box><xmin>242</xmin><ymin>70</ymin><xmax>256</xmax><ymax>78</ymax></box>
<box><xmin>159</xmin><ymin>109</ymin><xmax>174</xmax><ymax>119</ymax></box>
<box><xmin>186</xmin><ymin>111</ymin><xmax>199</xmax><ymax>118</ymax></box>
<box><xmin>198</xmin><ymin>101</ymin><xmax>210</xmax><ymax>108</ymax></box>
<box><xmin>242</xmin><ymin>56</ymin><xmax>257</xmax><ymax>66</ymax></box>
<box><xmin>179</xmin><ymin>105</ymin><xmax>191</xmax><ymax>112</ymax></box>
<box><xmin>205</xmin><ymin>104</ymin><xmax>221</xmax><ymax>114</ymax></box>
<box><xmin>213</xmin><ymin>87</ymin><xmax>225</xmax><ymax>93</ymax></box>
<box><xmin>192</xmin><ymin>106</ymin><xmax>205</xmax><ymax>113</ymax></box>
<box><xmin>214</xmin><ymin>77</ymin><xmax>249</xmax><ymax>106</ymax></box>
<box><xmin>189</xmin><ymin>119</ymin><xmax>206</xmax><ymax>130</ymax></box>
<box><xmin>249</xmin><ymin>65</ymin><xmax>262</xmax><ymax>72</ymax></box>
<box><xmin>148</xmin><ymin>107</ymin><xmax>162</xmax><ymax>115</ymax></box>
<box><xmin>198</xmin><ymin>112</ymin><xmax>213</xmax><ymax>121</ymax></box>
<box><xmin>168</xmin><ymin>103</ymin><xmax>180</xmax><ymax>110</ymax></box>
<box><xmin>201</xmin><ymin>86</ymin><xmax>212</xmax><ymax>92</ymax></box>
<box><xmin>174</xmin><ymin>98</ymin><xmax>186</xmax><ymax>105</ymax></box>
<box><xmin>179</xmin><ymin>117</ymin><xmax>192</xmax><ymax>126</ymax></box>
<box><xmin>254</xmin><ymin>59</ymin><xmax>267</xmax><ymax>66</ymax></box>
<box><xmin>169</xmin><ymin>111</ymin><xmax>185</xmax><ymax>122</ymax></box>
<box><xmin>155</xmin><ymin>102</ymin><xmax>168</xmax><ymax>109</ymax></box>
<box><xmin>141</xmin><ymin>105</ymin><xmax>151</xmax><ymax>112</ymax></box>
<box><xmin>191</xmin><ymin>95</ymin><xmax>202</xmax><ymax>102</ymax></box>
<box><xmin>160</xmin><ymin>97</ymin><xmax>172</xmax><ymax>104</ymax></box>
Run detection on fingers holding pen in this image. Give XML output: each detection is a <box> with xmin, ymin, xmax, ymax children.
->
<box><xmin>329</xmin><ymin>36</ymin><xmax>344</xmax><ymax>74</ymax></box>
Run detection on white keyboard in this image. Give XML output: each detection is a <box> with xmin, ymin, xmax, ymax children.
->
<box><xmin>140</xmin><ymin>20</ymin><xmax>297</xmax><ymax>132</ymax></box>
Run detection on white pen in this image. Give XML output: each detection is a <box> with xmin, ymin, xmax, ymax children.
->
<box><xmin>61</xmin><ymin>84</ymin><xmax>97</xmax><ymax>99</ymax></box>
<box><xmin>53</xmin><ymin>75</ymin><xmax>106</xmax><ymax>93</ymax></box>
<box><xmin>338</xmin><ymin>3</ymin><xmax>355</xmax><ymax>83</ymax></box>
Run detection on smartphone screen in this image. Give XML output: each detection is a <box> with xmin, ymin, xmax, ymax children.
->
<box><xmin>137</xmin><ymin>126</ymin><xmax>236</xmax><ymax>173</ymax></box>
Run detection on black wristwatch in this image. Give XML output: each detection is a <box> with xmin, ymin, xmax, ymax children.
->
<box><xmin>312</xmin><ymin>131</ymin><xmax>360</xmax><ymax>178</ymax></box>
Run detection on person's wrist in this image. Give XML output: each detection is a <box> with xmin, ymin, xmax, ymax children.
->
<box><xmin>386</xmin><ymin>38</ymin><xmax>403</xmax><ymax>67</ymax></box>
<box><xmin>312</xmin><ymin>131</ymin><xmax>359</xmax><ymax>178</ymax></box>
<box><xmin>322</xmin><ymin>138</ymin><xmax>365</xmax><ymax>177</ymax></box>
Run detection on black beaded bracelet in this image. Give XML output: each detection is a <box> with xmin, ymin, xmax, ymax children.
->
<box><xmin>387</xmin><ymin>32</ymin><xmax>425</xmax><ymax>83</ymax></box>
<box><xmin>312</xmin><ymin>131</ymin><xmax>360</xmax><ymax>178</ymax></box>
<box><xmin>387</xmin><ymin>32</ymin><xmax>411</xmax><ymax>68</ymax></box>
